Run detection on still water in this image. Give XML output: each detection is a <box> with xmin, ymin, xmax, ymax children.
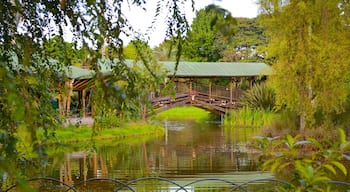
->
<box><xmin>32</xmin><ymin>121</ymin><xmax>272</xmax><ymax>191</ymax></box>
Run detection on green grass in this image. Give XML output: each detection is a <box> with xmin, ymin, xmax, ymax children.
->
<box><xmin>224</xmin><ymin>108</ymin><xmax>276</xmax><ymax>127</ymax></box>
<box><xmin>50</xmin><ymin>122</ymin><xmax>165</xmax><ymax>144</ymax></box>
<box><xmin>152</xmin><ymin>106</ymin><xmax>211</xmax><ymax>122</ymax></box>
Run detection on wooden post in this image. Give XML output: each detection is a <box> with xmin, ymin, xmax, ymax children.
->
<box><xmin>189</xmin><ymin>78</ymin><xmax>193</xmax><ymax>95</ymax></box>
<box><xmin>77</xmin><ymin>90</ymin><xmax>82</xmax><ymax>113</ymax></box>
<box><xmin>189</xmin><ymin>78</ymin><xmax>194</xmax><ymax>104</ymax></box>
<box><xmin>230</xmin><ymin>78</ymin><xmax>233</xmax><ymax>105</ymax></box>
<box><xmin>175</xmin><ymin>78</ymin><xmax>179</xmax><ymax>93</ymax></box>
<box><xmin>82</xmin><ymin>89</ymin><xmax>86</xmax><ymax>117</ymax></box>
<box><xmin>66</xmin><ymin>79</ymin><xmax>74</xmax><ymax>116</ymax></box>
<box><xmin>209</xmin><ymin>81</ymin><xmax>212</xmax><ymax>102</ymax></box>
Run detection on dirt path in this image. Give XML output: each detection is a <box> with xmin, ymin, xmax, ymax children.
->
<box><xmin>65</xmin><ymin>117</ymin><xmax>94</xmax><ymax>126</ymax></box>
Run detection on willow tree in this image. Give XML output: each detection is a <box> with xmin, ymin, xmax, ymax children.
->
<box><xmin>0</xmin><ymin>0</ymin><xmax>192</xmax><ymax>184</ymax></box>
<box><xmin>259</xmin><ymin>0</ymin><xmax>350</xmax><ymax>132</ymax></box>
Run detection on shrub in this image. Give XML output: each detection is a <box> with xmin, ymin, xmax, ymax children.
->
<box><xmin>255</xmin><ymin>129</ymin><xmax>350</xmax><ymax>191</ymax></box>
<box><xmin>240</xmin><ymin>83</ymin><xmax>276</xmax><ymax>111</ymax></box>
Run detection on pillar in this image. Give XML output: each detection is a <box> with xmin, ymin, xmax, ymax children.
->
<box><xmin>82</xmin><ymin>89</ymin><xmax>86</xmax><ymax>117</ymax></box>
<box><xmin>66</xmin><ymin>79</ymin><xmax>74</xmax><ymax>116</ymax></box>
<box><xmin>209</xmin><ymin>81</ymin><xmax>212</xmax><ymax>102</ymax></box>
<box><xmin>230</xmin><ymin>78</ymin><xmax>233</xmax><ymax>104</ymax></box>
<box><xmin>189</xmin><ymin>78</ymin><xmax>193</xmax><ymax>95</ymax></box>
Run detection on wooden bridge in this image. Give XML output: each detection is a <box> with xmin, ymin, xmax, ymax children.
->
<box><xmin>151</xmin><ymin>81</ymin><xmax>243</xmax><ymax>115</ymax></box>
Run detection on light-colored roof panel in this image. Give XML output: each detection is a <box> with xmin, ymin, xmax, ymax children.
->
<box><xmin>160</xmin><ymin>61</ymin><xmax>271</xmax><ymax>77</ymax></box>
<box><xmin>67</xmin><ymin>66</ymin><xmax>94</xmax><ymax>79</ymax></box>
<box><xmin>68</xmin><ymin>60</ymin><xmax>271</xmax><ymax>79</ymax></box>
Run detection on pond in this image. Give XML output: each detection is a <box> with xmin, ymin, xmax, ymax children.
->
<box><xmin>11</xmin><ymin>120</ymin><xmax>275</xmax><ymax>191</ymax></box>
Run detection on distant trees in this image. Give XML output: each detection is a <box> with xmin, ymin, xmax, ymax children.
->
<box><xmin>259</xmin><ymin>0</ymin><xmax>350</xmax><ymax>132</ymax></box>
<box><xmin>43</xmin><ymin>36</ymin><xmax>89</xmax><ymax>66</ymax></box>
<box><xmin>153</xmin><ymin>39</ymin><xmax>185</xmax><ymax>61</ymax></box>
<box><xmin>220</xmin><ymin>17</ymin><xmax>267</xmax><ymax>62</ymax></box>
<box><xmin>164</xmin><ymin>4</ymin><xmax>266</xmax><ymax>62</ymax></box>
<box><xmin>182</xmin><ymin>4</ymin><xmax>236</xmax><ymax>62</ymax></box>
<box><xmin>233</xmin><ymin>18</ymin><xmax>266</xmax><ymax>48</ymax></box>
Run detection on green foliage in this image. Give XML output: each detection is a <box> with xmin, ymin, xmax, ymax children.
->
<box><xmin>220</xmin><ymin>17</ymin><xmax>267</xmax><ymax>62</ymax></box>
<box><xmin>224</xmin><ymin>108</ymin><xmax>276</xmax><ymax>127</ymax></box>
<box><xmin>240</xmin><ymin>83</ymin><xmax>276</xmax><ymax>111</ymax></box>
<box><xmin>233</xmin><ymin>17</ymin><xmax>266</xmax><ymax>48</ymax></box>
<box><xmin>94</xmin><ymin>109</ymin><xmax>121</xmax><ymax>133</ymax></box>
<box><xmin>0</xmin><ymin>0</ymin><xmax>192</xmax><ymax>185</ymax></box>
<box><xmin>123</xmin><ymin>42</ymin><xmax>138</xmax><ymax>59</ymax></box>
<box><xmin>255</xmin><ymin>128</ymin><xmax>350</xmax><ymax>191</ymax></box>
<box><xmin>52</xmin><ymin>122</ymin><xmax>164</xmax><ymax>144</ymax></box>
<box><xmin>259</xmin><ymin>0</ymin><xmax>350</xmax><ymax>131</ymax></box>
<box><xmin>153</xmin><ymin>39</ymin><xmax>189</xmax><ymax>61</ymax></box>
<box><xmin>43</xmin><ymin>36</ymin><xmax>88</xmax><ymax>66</ymax></box>
<box><xmin>183</xmin><ymin>4</ymin><xmax>236</xmax><ymax>62</ymax></box>
<box><xmin>261</xmin><ymin>110</ymin><xmax>300</xmax><ymax>137</ymax></box>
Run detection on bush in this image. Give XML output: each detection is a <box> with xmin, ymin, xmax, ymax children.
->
<box><xmin>255</xmin><ymin>129</ymin><xmax>350</xmax><ymax>191</ymax></box>
<box><xmin>94</xmin><ymin>109</ymin><xmax>120</xmax><ymax>134</ymax></box>
<box><xmin>240</xmin><ymin>83</ymin><xmax>276</xmax><ymax>111</ymax></box>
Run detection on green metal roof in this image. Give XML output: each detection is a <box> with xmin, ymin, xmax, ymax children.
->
<box><xmin>160</xmin><ymin>61</ymin><xmax>271</xmax><ymax>78</ymax></box>
<box><xmin>66</xmin><ymin>66</ymin><xmax>94</xmax><ymax>79</ymax></box>
<box><xmin>55</xmin><ymin>59</ymin><xmax>273</xmax><ymax>80</ymax></box>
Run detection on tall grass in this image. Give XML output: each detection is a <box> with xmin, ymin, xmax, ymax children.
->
<box><xmin>224</xmin><ymin>108</ymin><xmax>276</xmax><ymax>127</ymax></box>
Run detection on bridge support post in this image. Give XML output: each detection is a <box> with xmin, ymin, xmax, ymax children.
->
<box><xmin>220</xmin><ymin>113</ymin><xmax>224</xmax><ymax>125</ymax></box>
<box><xmin>189</xmin><ymin>78</ymin><xmax>193</xmax><ymax>104</ymax></box>
<box><xmin>189</xmin><ymin>78</ymin><xmax>193</xmax><ymax>95</ymax></box>
<box><xmin>209</xmin><ymin>81</ymin><xmax>212</xmax><ymax>103</ymax></box>
<box><xmin>230</xmin><ymin>78</ymin><xmax>233</xmax><ymax>105</ymax></box>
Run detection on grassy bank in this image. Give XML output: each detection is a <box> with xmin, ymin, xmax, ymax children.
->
<box><xmin>51</xmin><ymin>122</ymin><xmax>165</xmax><ymax>144</ymax></box>
<box><xmin>224</xmin><ymin>108</ymin><xmax>276</xmax><ymax>127</ymax></box>
<box><xmin>152</xmin><ymin>106</ymin><xmax>211</xmax><ymax>121</ymax></box>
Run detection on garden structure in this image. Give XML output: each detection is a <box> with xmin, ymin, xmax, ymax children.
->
<box><xmin>60</xmin><ymin>61</ymin><xmax>271</xmax><ymax>117</ymax></box>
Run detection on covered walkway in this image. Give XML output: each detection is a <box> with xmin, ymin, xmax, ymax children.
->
<box><xmin>60</xmin><ymin>60</ymin><xmax>271</xmax><ymax>116</ymax></box>
<box><xmin>151</xmin><ymin>61</ymin><xmax>271</xmax><ymax>115</ymax></box>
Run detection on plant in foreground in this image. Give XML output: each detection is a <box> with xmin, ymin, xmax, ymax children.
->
<box><xmin>255</xmin><ymin>128</ymin><xmax>350</xmax><ymax>192</ymax></box>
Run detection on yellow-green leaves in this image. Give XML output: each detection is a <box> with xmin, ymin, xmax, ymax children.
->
<box><xmin>254</xmin><ymin>128</ymin><xmax>349</xmax><ymax>191</ymax></box>
<box><xmin>259</xmin><ymin>0</ymin><xmax>350</xmax><ymax>131</ymax></box>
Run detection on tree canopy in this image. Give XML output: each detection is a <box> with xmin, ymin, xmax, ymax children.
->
<box><xmin>0</xmin><ymin>0</ymin><xmax>191</xmax><ymax>180</ymax></box>
<box><xmin>183</xmin><ymin>4</ymin><xmax>236</xmax><ymax>62</ymax></box>
<box><xmin>259</xmin><ymin>0</ymin><xmax>350</xmax><ymax>131</ymax></box>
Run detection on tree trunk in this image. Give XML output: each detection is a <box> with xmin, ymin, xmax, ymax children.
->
<box><xmin>300</xmin><ymin>114</ymin><xmax>305</xmax><ymax>133</ymax></box>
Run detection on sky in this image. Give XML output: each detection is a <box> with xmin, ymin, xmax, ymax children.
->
<box><xmin>123</xmin><ymin>0</ymin><xmax>259</xmax><ymax>47</ymax></box>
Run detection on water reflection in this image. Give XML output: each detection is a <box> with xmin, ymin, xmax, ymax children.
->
<box><xmin>46</xmin><ymin>121</ymin><xmax>268</xmax><ymax>191</ymax></box>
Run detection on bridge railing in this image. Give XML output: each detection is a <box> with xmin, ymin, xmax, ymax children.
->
<box><xmin>192</xmin><ymin>82</ymin><xmax>243</xmax><ymax>102</ymax></box>
<box><xmin>4</xmin><ymin>177</ymin><xmax>350</xmax><ymax>192</ymax></box>
<box><xmin>153</xmin><ymin>81</ymin><xmax>244</xmax><ymax>111</ymax></box>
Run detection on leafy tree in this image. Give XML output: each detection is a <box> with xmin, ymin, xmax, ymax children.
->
<box><xmin>153</xmin><ymin>39</ymin><xmax>177</xmax><ymax>61</ymax></box>
<box><xmin>43</xmin><ymin>36</ymin><xmax>87</xmax><ymax>66</ymax></box>
<box><xmin>224</xmin><ymin>17</ymin><xmax>266</xmax><ymax>62</ymax></box>
<box><xmin>0</xmin><ymin>0</ymin><xmax>191</xmax><ymax>185</ymax></box>
<box><xmin>183</xmin><ymin>4</ymin><xmax>236</xmax><ymax>62</ymax></box>
<box><xmin>259</xmin><ymin>0</ymin><xmax>350</xmax><ymax>132</ymax></box>
<box><xmin>123</xmin><ymin>42</ymin><xmax>138</xmax><ymax>60</ymax></box>
<box><xmin>233</xmin><ymin>17</ymin><xmax>266</xmax><ymax>48</ymax></box>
